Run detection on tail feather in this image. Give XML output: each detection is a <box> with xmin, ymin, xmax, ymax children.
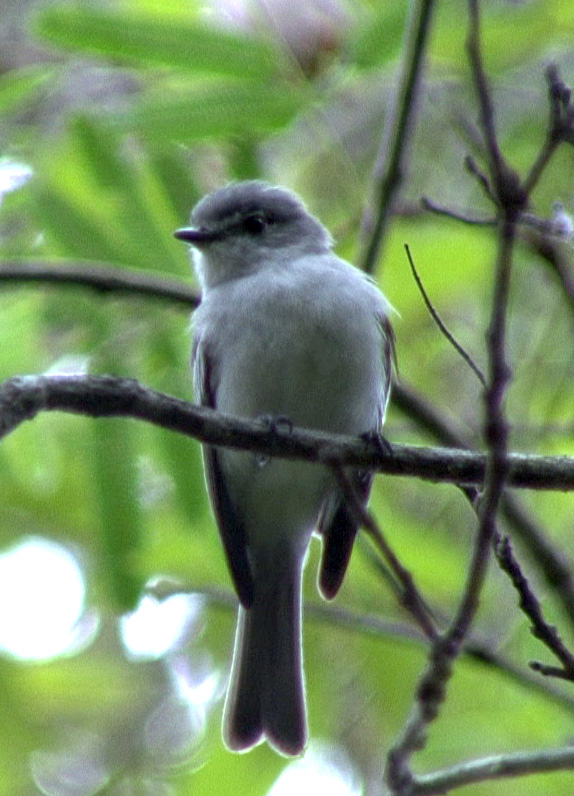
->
<box><xmin>223</xmin><ymin>556</ymin><xmax>307</xmax><ymax>756</ymax></box>
<box><xmin>224</xmin><ymin>607</ymin><xmax>264</xmax><ymax>751</ymax></box>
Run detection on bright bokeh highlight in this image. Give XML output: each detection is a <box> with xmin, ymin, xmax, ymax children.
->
<box><xmin>120</xmin><ymin>590</ymin><xmax>206</xmax><ymax>660</ymax></box>
<box><xmin>0</xmin><ymin>537</ymin><xmax>87</xmax><ymax>660</ymax></box>
<box><xmin>267</xmin><ymin>742</ymin><xmax>362</xmax><ymax>796</ymax></box>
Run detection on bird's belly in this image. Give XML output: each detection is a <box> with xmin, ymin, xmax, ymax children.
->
<box><xmin>211</xmin><ymin>292</ymin><xmax>383</xmax><ymax>555</ymax></box>
<box><xmin>221</xmin><ymin>451</ymin><xmax>330</xmax><ymax>557</ymax></box>
<box><xmin>217</xmin><ymin>323</ymin><xmax>380</xmax><ymax>435</ymax></box>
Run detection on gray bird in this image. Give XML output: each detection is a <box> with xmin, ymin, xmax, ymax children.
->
<box><xmin>175</xmin><ymin>181</ymin><xmax>393</xmax><ymax>756</ymax></box>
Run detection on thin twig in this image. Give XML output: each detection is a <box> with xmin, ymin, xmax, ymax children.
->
<box><xmin>393</xmin><ymin>379</ymin><xmax>574</xmax><ymax>624</ymax></box>
<box><xmin>404</xmin><ymin>244</ymin><xmax>486</xmax><ymax>385</ymax></box>
<box><xmin>150</xmin><ymin>581</ymin><xmax>574</xmax><ymax>715</ymax></box>
<box><xmin>500</xmin><ymin>494</ymin><xmax>574</xmax><ymax>622</ymax></box>
<box><xmin>385</xmin><ymin>3</ymin><xmax>519</xmax><ymax>790</ymax></box>
<box><xmin>465</xmin><ymin>4</ymin><xmax>503</xmax><ymax>180</ymax></box>
<box><xmin>422</xmin><ymin>198</ymin><xmax>574</xmax><ymax>239</ymax></box>
<box><xmin>359</xmin><ymin>0</ymin><xmax>437</xmax><ymax>275</ymax></box>
<box><xmin>332</xmin><ymin>465</ymin><xmax>438</xmax><ymax>641</ymax></box>
<box><xmin>0</xmin><ymin>260</ymin><xmax>200</xmax><ymax>308</ymax></box>
<box><xmin>412</xmin><ymin>746</ymin><xmax>574</xmax><ymax>795</ymax></box>
<box><xmin>496</xmin><ymin>536</ymin><xmax>574</xmax><ymax>681</ymax></box>
<box><xmin>523</xmin><ymin>64</ymin><xmax>574</xmax><ymax>196</ymax></box>
<box><xmin>421</xmin><ymin>197</ymin><xmax>496</xmax><ymax>226</ymax></box>
<box><xmin>522</xmin><ymin>228</ymin><xmax>574</xmax><ymax>319</ymax></box>
<box><xmin>464</xmin><ymin>154</ymin><xmax>496</xmax><ymax>202</ymax></box>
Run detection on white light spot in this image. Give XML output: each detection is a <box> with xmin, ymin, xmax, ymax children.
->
<box><xmin>170</xmin><ymin>652</ymin><xmax>221</xmax><ymax>710</ymax></box>
<box><xmin>44</xmin><ymin>356</ymin><xmax>90</xmax><ymax>377</ymax></box>
<box><xmin>267</xmin><ymin>741</ymin><xmax>362</xmax><ymax>796</ymax></box>
<box><xmin>120</xmin><ymin>592</ymin><xmax>205</xmax><ymax>660</ymax></box>
<box><xmin>31</xmin><ymin>731</ymin><xmax>109</xmax><ymax>796</ymax></box>
<box><xmin>0</xmin><ymin>538</ymin><xmax>87</xmax><ymax>660</ymax></box>
<box><xmin>0</xmin><ymin>159</ymin><xmax>33</xmax><ymax>206</ymax></box>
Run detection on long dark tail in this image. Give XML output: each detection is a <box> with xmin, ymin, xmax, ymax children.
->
<box><xmin>223</xmin><ymin>554</ymin><xmax>307</xmax><ymax>756</ymax></box>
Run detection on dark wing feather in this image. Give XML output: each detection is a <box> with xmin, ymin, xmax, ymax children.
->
<box><xmin>317</xmin><ymin>470</ymin><xmax>373</xmax><ymax>600</ymax></box>
<box><xmin>193</xmin><ymin>336</ymin><xmax>255</xmax><ymax>608</ymax></box>
<box><xmin>317</xmin><ymin>312</ymin><xmax>394</xmax><ymax>600</ymax></box>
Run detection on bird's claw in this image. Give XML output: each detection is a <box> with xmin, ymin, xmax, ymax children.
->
<box><xmin>258</xmin><ymin>414</ymin><xmax>294</xmax><ymax>436</ymax></box>
<box><xmin>361</xmin><ymin>429</ymin><xmax>393</xmax><ymax>456</ymax></box>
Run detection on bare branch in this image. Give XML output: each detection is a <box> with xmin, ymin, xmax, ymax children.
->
<box><xmin>464</xmin><ymin>154</ymin><xmax>497</xmax><ymax>202</ymax></box>
<box><xmin>394</xmin><ymin>380</ymin><xmax>574</xmax><ymax>625</ymax></box>
<box><xmin>333</xmin><ymin>465</ymin><xmax>438</xmax><ymax>640</ymax></box>
<box><xmin>404</xmin><ymin>244</ymin><xmax>486</xmax><ymax>386</ymax></box>
<box><xmin>421</xmin><ymin>197</ymin><xmax>496</xmax><ymax>226</ymax></box>
<box><xmin>500</xmin><ymin>495</ymin><xmax>574</xmax><ymax>622</ymax></box>
<box><xmin>496</xmin><ymin>536</ymin><xmax>574</xmax><ymax>681</ymax></box>
<box><xmin>358</xmin><ymin>0</ymin><xmax>437</xmax><ymax>275</ymax></box>
<box><xmin>412</xmin><ymin>746</ymin><xmax>574</xmax><ymax>795</ymax></box>
<box><xmin>466</xmin><ymin>2</ymin><xmax>504</xmax><ymax>182</ymax></box>
<box><xmin>4</xmin><ymin>263</ymin><xmax>574</xmax><ymax>620</ymax></box>
<box><xmin>2</xmin><ymin>375</ymin><xmax>574</xmax><ymax>490</ymax></box>
<box><xmin>385</xmin><ymin>3</ymin><xmax>524</xmax><ymax>790</ymax></box>
<box><xmin>523</xmin><ymin>64</ymin><xmax>574</xmax><ymax>196</ymax></box>
<box><xmin>522</xmin><ymin>227</ymin><xmax>574</xmax><ymax>320</ymax></box>
<box><xmin>0</xmin><ymin>260</ymin><xmax>200</xmax><ymax>308</ymax></box>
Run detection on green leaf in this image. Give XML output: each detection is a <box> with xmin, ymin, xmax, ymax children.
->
<box><xmin>69</xmin><ymin>117</ymin><xmax>187</xmax><ymax>274</ymax></box>
<box><xmin>109</xmin><ymin>79</ymin><xmax>312</xmax><ymax>142</ymax></box>
<box><xmin>32</xmin><ymin>118</ymin><xmax>188</xmax><ymax>273</ymax></box>
<box><xmin>33</xmin><ymin>4</ymin><xmax>284</xmax><ymax>79</ymax></box>
<box><xmin>33</xmin><ymin>182</ymin><xmax>132</xmax><ymax>263</ymax></box>
<box><xmin>91</xmin><ymin>418</ymin><xmax>143</xmax><ymax>611</ymax></box>
<box><xmin>348</xmin><ymin>4</ymin><xmax>407</xmax><ymax>69</ymax></box>
<box><xmin>149</xmin><ymin>148</ymin><xmax>201</xmax><ymax>223</ymax></box>
<box><xmin>0</xmin><ymin>65</ymin><xmax>54</xmax><ymax>114</ymax></box>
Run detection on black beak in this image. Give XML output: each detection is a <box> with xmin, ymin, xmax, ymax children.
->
<box><xmin>173</xmin><ymin>227</ymin><xmax>221</xmax><ymax>245</ymax></box>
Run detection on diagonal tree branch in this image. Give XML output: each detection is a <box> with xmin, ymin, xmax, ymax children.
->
<box><xmin>358</xmin><ymin>0</ymin><xmax>437</xmax><ymax>275</ymax></box>
<box><xmin>412</xmin><ymin>746</ymin><xmax>574</xmax><ymax>795</ymax></box>
<box><xmin>0</xmin><ymin>260</ymin><xmax>200</xmax><ymax>307</ymax></box>
<box><xmin>333</xmin><ymin>464</ymin><xmax>438</xmax><ymax>640</ymax></box>
<box><xmin>496</xmin><ymin>536</ymin><xmax>574</xmax><ymax>681</ymax></box>
<box><xmin>2</xmin><ymin>374</ymin><xmax>574</xmax><ymax>490</ymax></box>
<box><xmin>384</xmin><ymin>2</ymin><xmax>531</xmax><ymax>791</ymax></box>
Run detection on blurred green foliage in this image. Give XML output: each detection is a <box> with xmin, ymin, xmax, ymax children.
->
<box><xmin>1</xmin><ymin>0</ymin><xmax>574</xmax><ymax>794</ymax></box>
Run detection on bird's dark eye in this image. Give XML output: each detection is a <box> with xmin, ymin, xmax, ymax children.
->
<box><xmin>243</xmin><ymin>214</ymin><xmax>267</xmax><ymax>235</ymax></box>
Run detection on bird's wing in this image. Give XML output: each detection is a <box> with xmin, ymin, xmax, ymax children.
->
<box><xmin>317</xmin><ymin>312</ymin><xmax>394</xmax><ymax>599</ymax></box>
<box><xmin>380</xmin><ymin>313</ymin><xmax>396</xmax><ymax>419</ymax></box>
<box><xmin>193</xmin><ymin>335</ymin><xmax>255</xmax><ymax>608</ymax></box>
<box><xmin>317</xmin><ymin>470</ymin><xmax>373</xmax><ymax>600</ymax></box>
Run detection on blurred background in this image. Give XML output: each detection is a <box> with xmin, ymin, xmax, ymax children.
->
<box><xmin>1</xmin><ymin>0</ymin><xmax>574</xmax><ymax>794</ymax></box>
